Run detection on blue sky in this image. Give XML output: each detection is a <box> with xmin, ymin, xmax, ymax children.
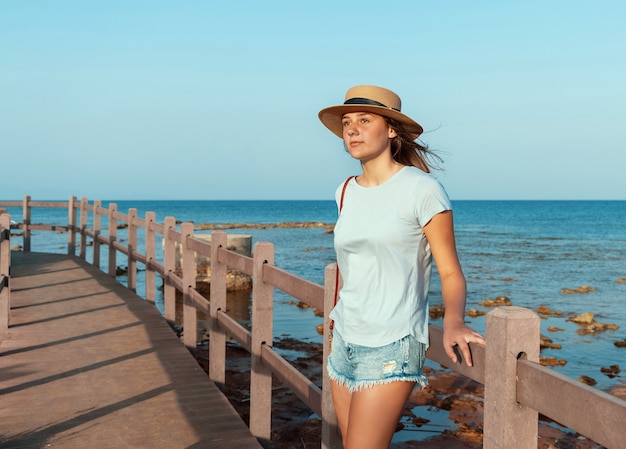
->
<box><xmin>1</xmin><ymin>1</ymin><xmax>625</xmax><ymax>200</ymax></box>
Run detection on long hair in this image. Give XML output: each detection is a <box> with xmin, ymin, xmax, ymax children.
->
<box><xmin>385</xmin><ymin>117</ymin><xmax>443</xmax><ymax>173</ymax></box>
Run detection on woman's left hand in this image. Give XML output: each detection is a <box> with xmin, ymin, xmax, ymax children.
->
<box><xmin>443</xmin><ymin>322</ymin><xmax>486</xmax><ymax>367</ymax></box>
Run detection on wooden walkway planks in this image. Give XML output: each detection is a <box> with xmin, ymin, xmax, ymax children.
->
<box><xmin>0</xmin><ymin>252</ymin><xmax>263</xmax><ymax>449</ymax></box>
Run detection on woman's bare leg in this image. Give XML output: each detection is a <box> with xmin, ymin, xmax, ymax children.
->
<box><xmin>331</xmin><ymin>380</ymin><xmax>416</xmax><ymax>449</ymax></box>
<box><xmin>330</xmin><ymin>379</ymin><xmax>352</xmax><ymax>439</ymax></box>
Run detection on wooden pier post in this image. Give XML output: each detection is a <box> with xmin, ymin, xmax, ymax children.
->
<box><xmin>79</xmin><ymin>197</ymin><xmax>88</xmax><ymax>260</ymax></box>
<box><xmin>0</xmin><ymin>213</ymin><xmax>10</xmax><ymax>335</ymax></box>
<box><xmin>67</xmin><ymin>196</ymin><xmax>77</xmax><ymax>255</ymax></box>
<box><xmin>127</xmin><ymin>208</ymin><xmax>138</xmax><ymax>292</ymax></box>
<box><xmin>22</xmin><ymin>196</ymin><xmax>31</xmax><ymax>252</ymax></box>
<box><xmin>322</xmin><ymin>263</ymin><xmax>342</xmax><ymax>449</ymax></box>
<box><xmin>249</xmin><ymin>241</ymin><xmax>274</xmax><ymax>447</ymax></box>
<box><xmin>107</xmin><ymin>203</ymin><xmax>118</xmax><ymax>277</ymax></box>
<box><xmin>92</xmin><ymin>200</ymin><xmax>102</xmax><ymax>268</ymax></box>
<box><xmin>483</xmin><ymin>306</ymin><xmax>540</xmax><ymax>449</ymax></box>
<box><xmin>209</xmin><ymin>230</ymin><xmax>228</xmax><ymax>385</ymax></box>
<box><xmin>145</xmin><ymin>211</ymin><xmax>156</xmax><ymax>304</ymax></box>
<box><xmin>181</xmin><ymin>222</ymin><xmax>197</xmax><ymax>353</ymax></box>
<box><xmin>163</xmin><ymin>216</ymin><xmax>176</xmax><ymax>325</ymax></box>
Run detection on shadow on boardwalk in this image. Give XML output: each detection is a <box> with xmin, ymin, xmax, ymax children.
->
<box><xmin>0</xmin><ymin>252</ymin><xmax>262</xmax><ymax>449</ymax></box>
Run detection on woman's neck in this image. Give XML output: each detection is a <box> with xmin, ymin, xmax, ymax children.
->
<box><xmin>358</xmin><ymin>159</ymin><xmax>405</xmax><ymax>187</ymax></box>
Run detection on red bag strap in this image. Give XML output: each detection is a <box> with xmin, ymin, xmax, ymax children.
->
<box><xmin>339</xmin><ymin>175</ymin><xmax>354</xmax><ymax>213</ymax></box>
<box><xmin>331</xmin><ymin>176</ymin><xmax>355</xmax><ymax>330</ymax></box>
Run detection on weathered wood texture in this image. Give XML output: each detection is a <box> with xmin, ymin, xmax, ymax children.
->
<box><xmin>0</xmin><ymin>252</ymin><xmax>263</xmax><ymax>449</ymax></box>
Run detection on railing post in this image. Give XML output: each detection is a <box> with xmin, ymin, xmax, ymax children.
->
<box><xmin>249</xmin><ymin>242</ymin><xmax>274</xmax><ymax>446</ymax></box>
<box><xmin>68</xmin><ymin>196</ymin><xmax>77</xmax><ymax>255</ymax></box>
<box><xmin>181</xmin><ymin>222</ymin><xmax>197</xmax><ymax>353</ymax></box>
<box><xmin>0</xmin><ymin>213</ymin><xmax>11</xmax><ymax>335</ymax></box>
<box><xmin>92</xmin><ymin>200</ymin><xmax>102</xmax><ymax>268</ymax></box>
<box><xmin>163</xmin><ymin>216</ymin><xmax>176</xmax><ymax>325</ymax></box>
<box><xmin>484</xmin><ymin>306</ymin><xmax>540</xmax><ymax>449</ymax></box>
<box><xmin>127</xmin><ymin>208</ymin><xmax>138</xmax><ymax>292</ymax></box>
<box><xmin>322</xmin><ymin>263</ymin><xmax>342</xmax><ymax>449</ymax></box>
<box><xmin>209</xmin><ymin>230</ymin><xmax>227</xmax><ymax>386</ymax></box>
<box><xmin>79</xmin><ymin>197</ymin><xmax>88</xmax><ymax>260</ymax></box>
<box><xmin>107</xmin><ymin>203</ymin><xmax>118</xmax><ymax>277</ymax></box>
<box><xmin>22</xmin><ymin>195</ymin><xmax>31</xmax><ymax>252</ymax></box>
<box><xmin>145</xmin><ymin>211</ymin><xmax>156</xmax><ymax>304</ymax></box>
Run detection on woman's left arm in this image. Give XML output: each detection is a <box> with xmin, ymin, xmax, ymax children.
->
<box><xmin>423</xmin><ymin>210</ymin><xmax>486</xmax><ymax>366</ymax></box>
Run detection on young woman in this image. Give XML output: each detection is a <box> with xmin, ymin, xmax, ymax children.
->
<box><xmin>318</xmin><ymin>85</ymin><xmax>486</xmax><ymax>449</ymax></box>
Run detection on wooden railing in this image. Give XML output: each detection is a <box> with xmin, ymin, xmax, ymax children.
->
<box><xmin>0</xmin><ymin>211</ymin><xmax>10</xmax><ymax>334</ymax></box>
<box><xmin>1</xmin><ymin>196</ymin><xmax>625</xmax><ymax>449</ymax></box>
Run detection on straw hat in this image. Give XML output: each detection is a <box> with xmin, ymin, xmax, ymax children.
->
<box><xmin>318</xmin><ymin>85</ymin><xmax>423</xmax><ymax>139</ymax></box>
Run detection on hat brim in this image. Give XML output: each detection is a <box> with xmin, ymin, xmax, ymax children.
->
<box><xmin>318</xmin><ymin>104</ymin><xmax>423</xmax><ymax>139</ymax></box>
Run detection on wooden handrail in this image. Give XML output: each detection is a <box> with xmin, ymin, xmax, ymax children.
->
<box><xmin>261</xmin><ymin>343</ymin><xmax>323</xmax><ymax>417</ymax></box>
<box><xmin>263</xmin><ymin>264</ymin><xmax>324</xmax><ymax>311</ymax></box>
<box><xmin>1</xmin><ymin>196</ymin><xmax>625</xmax><ymax>449</ymax></box>
<box><xmin>517</xmin><ymin>359</ymin><xmax>625</xmax><ymax>449</ymax></box>
<box><xmin>217</xmin><ymin>244</ymin><xmax>253</xmax><ymax>274</ymax></box>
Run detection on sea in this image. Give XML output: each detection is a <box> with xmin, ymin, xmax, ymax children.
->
<box><xmin>4</xmin><ymin>199</ymin><xmax>626</xmax><ymax>438</ymax></box>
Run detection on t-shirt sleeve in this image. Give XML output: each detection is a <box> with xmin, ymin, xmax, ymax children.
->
<box><xmin>414</xmin><ymin>176</ymin><xmax>452</xmax><ymax>227</ymax></box>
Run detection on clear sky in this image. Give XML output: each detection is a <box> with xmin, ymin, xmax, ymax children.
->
<box><xmin>1</xmin><ymin>1</ymin><xmax>625</xmax><ymax>201</ymax></box>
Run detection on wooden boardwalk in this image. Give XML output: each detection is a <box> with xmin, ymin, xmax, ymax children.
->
<box><xmin>0</xmin><ymin>252</ymin><xmax>263</xmax><ymax>449</ymax></box>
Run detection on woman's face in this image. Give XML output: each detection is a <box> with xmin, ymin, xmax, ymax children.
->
<box><xmin>341</xmin><ymin>112</ymin><xmax>396</xmax><ymax>163</ymax></box>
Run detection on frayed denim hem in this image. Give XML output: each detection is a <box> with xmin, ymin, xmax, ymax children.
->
<box><xmin>327</xmin><ymin>358</ymin><xmax>428</xmax><ymax>393</ymax></box>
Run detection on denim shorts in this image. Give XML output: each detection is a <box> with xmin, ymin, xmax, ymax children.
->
<box><xmin>327</xmin><ymin>330</ymin><xmax>428</xmax><ymax>392</ymax></box>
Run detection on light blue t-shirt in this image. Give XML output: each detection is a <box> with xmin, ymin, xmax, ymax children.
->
<box><xmin>331</xmin><ymin>166</ymin><xmax>452</xmax><ymax>347</ymax></box>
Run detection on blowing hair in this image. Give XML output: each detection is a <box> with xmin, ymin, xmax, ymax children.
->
<box><xmin>385</xmin><ymin>117</ymin><xmax>443</xmax><ymax>173</ymax></box>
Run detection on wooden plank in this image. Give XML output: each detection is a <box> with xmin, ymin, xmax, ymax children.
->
<box><xmin>261</xmin><ymin>344</ymin><xmax>322</xmax><ymax>417</ymax></box>
<box><xmin>216</xmin><ymin>310</ymin><xmax>252</xmax><ymax>352</ymax></box>
<box><xmin>263</xmin><ymin>264</ymin><xmax>324</xmax><ymax>310</ymax></box>
<box><xmin>218</xmin><ymin>246</ymin><xmax>253</xmax><ymax>275</ymax></box>
<box><xmin>517</xmin><ymin>359</ymin><xmax>626</xmax><ymax>449</ymax></box>
<box><xmin>0</xmin><ymin>252</ymin><xmax>263</xmax><ymax>449</ymax></box>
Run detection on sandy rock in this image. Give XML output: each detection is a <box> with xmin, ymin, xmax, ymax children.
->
<box><xmin>567</xmin><ymin>312</ymin><xmax>619</xmax><ymax>335</ymax></box>
<box><xmin>429</xmin><ymin>304</ymin><xmax>445</xmax><ymax>319</ymax></box>
<box><xmin>600</xmin><ymin>364</ymin><xmax>620</xmax><ymax>378</ymax></box>
<box><xmin>536</xmin><ymin>305</ymin><xmax>563</xmax><ymax>316</ymax></box>
<box><xmin>568</xmin><ymin>312</ymin><xmax>595</xmax><ymax>324</ymax></box>
<box><xmin>577</xmin><ymin>375</ymin><xmax>597</xmax><ymax>386</ymax></box>
<box><xmin>547</xmin><ymin>326</ymin><xmax>565</xmax><ymax>332</ymax></box>
<box><xmin>293</xmin><ymin>300</ymin><xmax>312</xmax><ymax>309</ymax></box>
<box><xmin>540</xmin><ymin>334</ymin><xmax>562</xmax><ymax>350</ymax></box>
<box><xmin>560</xmin><ymin>285</ymin><xmax>596</xmax><ymax>294</ymax></box>
<box><xmin>614</xmin><ymin>339</ymin><xmax>626</xmax><ymax>348</ymax></box>
<box><xmin>540</xmin><ymin>356</ymin><xmax>567</xmax><ymax>366</ymax></box>
<box><xmin>466</xmin><ymin>308</ymin><xmax>486</xmax><ymax>318</ymax></box>
<box><xmin>479</xmin><ymin>296</ymin><xmax>511</xmax><ymax>307</ymax></box>
<box><xmin>616</xmin><ymin>277</ymin><xmax>626</xmax><ymax>283</ymax></box>
<box><xmin>195</xmin><ymin>221</ymin><xmax>334</xmax><ymax>231</ymax></box>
